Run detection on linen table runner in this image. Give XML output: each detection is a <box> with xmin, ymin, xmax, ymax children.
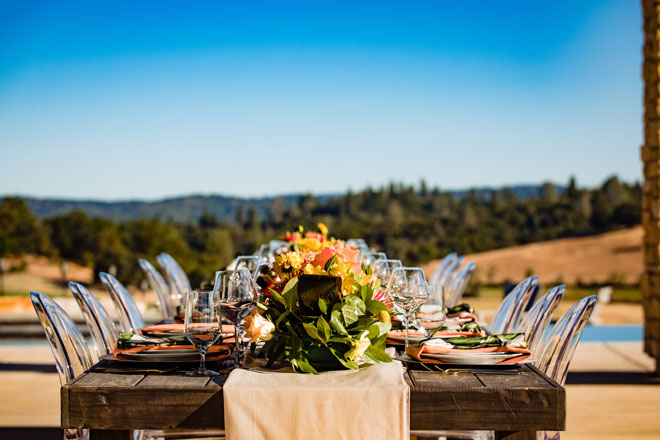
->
<box><xmin>222</xmin><ymin>361</ymin><xmax>409</xmax><ymax>440</ymax></box>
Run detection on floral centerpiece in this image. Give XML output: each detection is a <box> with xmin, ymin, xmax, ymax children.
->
<box><xmin>248</xmin><ymin>224</ymin><xmax>393</xmax><ymax>374</ymax></box>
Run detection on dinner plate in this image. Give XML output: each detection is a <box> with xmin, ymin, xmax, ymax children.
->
<box><xmin>141</xmin><ymin>330</ymin><xmax>234</xmax><ymax>339</ymax></box>
<box><xmin>120</xmin><ymin>349</ymin><xmax>202</xmax><ymax>362</ymax></box>
<box><xmin>422</xmin><ymin>352</ymin><xmax>530</xmax><ymax>365</ymax></box>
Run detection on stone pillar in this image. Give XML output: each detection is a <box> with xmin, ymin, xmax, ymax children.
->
<box><xmin>642</xmin><ymin>0</ymin><xmax>660</xmax><ymax>373</ymax></box>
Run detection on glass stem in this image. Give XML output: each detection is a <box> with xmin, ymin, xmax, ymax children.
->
<box><xmin>234</xmin><ymin>324</ymin><xmax>241</xmax><ymax>366</ymax></box>
<box><xmin>199</xmin><ymin>347</ymin><xmax>207</xmax><ymax>372</ymax></box>
<box><xmin>404</xmin><ymin>313</ymin><xmax>410</xmax><ymax>352</ymax></box>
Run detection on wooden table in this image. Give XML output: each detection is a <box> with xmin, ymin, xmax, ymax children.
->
<box><xmin>61</xmin><ymin>363</ymin><xmax>565</xmax><ymax>440</ymax></box>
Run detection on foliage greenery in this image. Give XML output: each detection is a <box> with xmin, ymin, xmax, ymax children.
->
<box><xmin>0</xmin><ymin>175</ymin><xmax>641</xmax><ymax>289</ymax></box>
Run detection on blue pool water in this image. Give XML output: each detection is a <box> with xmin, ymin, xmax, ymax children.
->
<box><xmin>0</xmin><ymin>326</ymin><xmax>644</xmax><ymax>345</ymax></box>
<box><xmin>575</xmin><ymin>325</ymin><xmax>642</xmax><ymax>342</ymax></box>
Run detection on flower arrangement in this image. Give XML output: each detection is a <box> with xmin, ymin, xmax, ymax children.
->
<box><xmin>251</xmin><ymin>224</ymin><xmax>393</xmax><ymax>374</ymax></box>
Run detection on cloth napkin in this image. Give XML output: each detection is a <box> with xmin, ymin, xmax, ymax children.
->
<box><xmin>112</xmin><ymin>342</ymin><xmax>231</xmax><ymax>361</ymax></box>
<box><xmin>140</xmin><ymin>323</ymin><xmax>235</xmax><ymax>335</ymax></box>
<box><xmin>446</xmin><ymin>311</ymin><xmax>479</xmax><ymax>322</ymax></box>
<box><xmin>406</xmin><ymin>341</ymin><xmax>531</xmax><ymax>365</ymax></box>
<box><xmin>386</xmin><ymin>329</ymin><xmax>485</xmax><ymax>345</ymax></box>
<box><xmin>222</xmin><ymin>361</ymin><xmax>410</xmax><ymax>440</ymax></box>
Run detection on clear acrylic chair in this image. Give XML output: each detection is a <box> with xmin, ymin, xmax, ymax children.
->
<box><xmin>489</xmin><ymin>276</ymin><xmax>538</xmax><ymax>334</ymax></box>
<box><xmin>139</xmin><ymin>258</ymin><xmax>177</xmax><ymax>320</ymax></box>
<box><xmin>429</xmin><ymin>252</ymin><xmax>457</xmax><ymax>285</ymax></box>
<box><xmin>439</xmin><ymin>256</ymin><xmax>464</xmax><ymax>289</ymax></box>
<box><xmin>69</xmin><ymin>281</ymin><xmax>118</xmax><ymax>360</ymax></box>
<box><xmin>100</xmin><ymin>271</ymin><xmax>145</xmax><ymax>333</ymax></box>
<box><xmin>534</xmin><ymin>294</ymin><xmax>597</xmax><ymax>440</ymax></box>
<box><xmin>157</xmin><ymin>253</ymin><xmax>191</xmax><ymax>304</ymax></box>
<box><xmin>30</xmin><ymin>291</ymin><xmax>92</xmax><ymax>440</ymax></box>
<box><xmin>516</xmin><ymin>285</ymin><xmax>565</xmax><ymax>355</ymax></box>
<box><xmin>445</xmin><ymin>262</ymin><xmax>477</xmax><ymax>308</ymax></box>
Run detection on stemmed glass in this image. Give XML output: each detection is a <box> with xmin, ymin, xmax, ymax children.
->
<box><xmin>386</xmin><ymin>267</ymin><xmax>430</xmax><ymax>350</ymax></box>
<box><xmin>184</xmin><ymin>290</ymin><xmax>223</xmax><ymax>377</ymax></box>
<box><xmin>416</xmin><ymin>284</ymin><xmax>446</xmax><ymax>338</ymax></box>
<box><xmin>218</xmin><ymin>269</ymin><xmax>258</xmax><ymax>368</ymax></box>
<box><xmin>233</xmin><ymin>255</ymin><xmax>263</xmax><ymax>275</ymax></box>
<box><xmin>361</xmin><ymin>252</ymin><xmax>387</xmax><ymax>269</ymax></box>
<box><xmin>372</xmin><ymin>259</ymin><xmax>403</xmax><ymax>288</ymax></box>
<box><xmin>252</xmin><ymin>262</ymin><xmax>272</xmax><ymax>296</ymax></box>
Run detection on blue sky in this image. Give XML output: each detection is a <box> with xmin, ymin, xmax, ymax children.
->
<box><xmin>0</xmin><ymin>0</ymin><xmax>644</xmax><ymax>200</ymax></box>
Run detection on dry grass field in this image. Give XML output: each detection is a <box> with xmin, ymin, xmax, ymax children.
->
<box><xmin>423</xmin><ymin>226</ymin><xmax>643</xmax><ymax>286</ymax></box>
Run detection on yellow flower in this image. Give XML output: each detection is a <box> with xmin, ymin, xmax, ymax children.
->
<box><xmin>299</xmin><ymin>237</ymin><xmax>324</xmax><ymax>253</ymax></box>
<box><xmin>318</xmin><ymin>222</ymin><xmax>328</xmax><ymax>236</ymax></box>
<box><xmin>378</xmin><ymin>310</ymin><xmax>390</xmax><ymax>323</ymax></box>
<box><xmin>273</xmin><ymin>252</ymin><xmax>305</xmax><ymax>279</ymax></box>
<box><xmin>303</xmin><ymin>264</ymin><xmax>327</xmax><ymax>276</ymax></box>
<box><xmin>346</xmin><ymin>333</ymin><xmax>371</xmax><ymax>362</ymax></box>
<box><xmin>341</xmin><ymin>275</ymin><xmax>360</xmax><ymax>296</ymax></box>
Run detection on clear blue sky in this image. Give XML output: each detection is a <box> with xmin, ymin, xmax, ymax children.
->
<box><xmin>0</xmin><ymin>0</ymin><xmax>643</xmax><ymax>200</ymax></box>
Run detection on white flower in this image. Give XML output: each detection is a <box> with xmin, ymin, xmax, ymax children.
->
<box><xmin>244</xmin><ymin>311</ymin><xmax>275</xmax><ymax>343</ymax></box>
<box><xmin>345</xmin><ymin>332</ymin><xmax>371</xmax><ymax>362</ymax></box>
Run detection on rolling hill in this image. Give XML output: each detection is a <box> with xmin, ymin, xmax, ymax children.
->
<box><xmin>423</xmin><ymin>226</ymin><xmax>643</xmax><ymax>286</ymax></box>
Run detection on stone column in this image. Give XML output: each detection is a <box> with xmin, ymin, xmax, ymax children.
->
<box><xmin>642</xmin><ymin>0</ymin><xmax>660</xmax><ymax>373</ymax></box>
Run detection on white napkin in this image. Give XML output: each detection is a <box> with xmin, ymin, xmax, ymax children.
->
<box><xmin>222</xmin><ymin>361</ymin><xmax>410</xmax><ymax>440</ymax></box>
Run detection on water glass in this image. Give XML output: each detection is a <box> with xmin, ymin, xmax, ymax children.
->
<box><xmin>184</xmin><ymin>290</ymin><xmax>223</xmax><ymax>377</ymax></box>
<box><xmin>218</xmin><ymin>269</ymin><xmax>257</xmax><ymax>368</ymax></box>
<box><xmin>416</xmin><ymin>284</ymin><xmax>446</xmax><ymax>338</ymax></box>
<box><xmin>386</xmin><ymin>267</ymin><xmax>430</xmax><ymax>350</ymax></box>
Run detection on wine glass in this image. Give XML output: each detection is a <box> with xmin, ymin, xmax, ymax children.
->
<box><xmin>372</xmin><ymin>259</ymin><xmax>403</xmax><ymax>288</ymax></box>
<box><xmin>233</xmin><ymin>255</ymin><xmax>263</xmax><ymax>275</ymax></box>
<box><xmin>184</xmin><ymin>290</ymin><xmax>223</xmax><ymax>377</ymax></box>
<box><xmin>252</xmin><ymin>262</ymin><xmax>272</xmax><ymax>296</ymax></box>
<box><xmin>416</xmin><ymin>284</ymin><xmax>446</xmax><ymax>338</ymax></box>
<box><xmin>361</xmin><ymin>251</ymin><xmax>387</xmax><ymax>269</ymax></box>
<box><xmin>386</xmin><ymin>267</ymin><xmax>430</xmax><ymax>350</ymax></box>
<box><xmin>218</xmin><ymin>269</ymin><xmax>258</xmax><ymax>368</ymax></box>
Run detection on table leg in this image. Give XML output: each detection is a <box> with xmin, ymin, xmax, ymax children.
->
<box><xmin>90</xmin><ymin>429</ymin><xmax>133</xmax><ymax>440</ymax></box>
<box><xmin>494</xmin><ymin>431</ymin><xmax>538</xmax><ymax>440</ymax></box>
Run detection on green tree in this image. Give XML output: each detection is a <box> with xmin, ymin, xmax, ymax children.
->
<box><xmin>0</xmin><ymin>197</ymin><xmax>52</xmax><ymax>256</ymax></box>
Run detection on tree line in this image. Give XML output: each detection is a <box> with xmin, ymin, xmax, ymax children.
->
<box><xmin>0</xmin><ymin>176</ymin><xmax>641</xmax><ymax>288</ymax></box>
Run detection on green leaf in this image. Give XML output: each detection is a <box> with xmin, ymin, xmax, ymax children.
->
<box><xmin>298</xmin><ymin>274</ymin><xmax>342</xmax><ymax>309</ymax></box>
<box><xmin>318</xmin><ymin>298</ymin><xmax>328</xmax><ymax>314</ymax></box>
<box><xmin>344</xmin><ymin>295</ymin><xmax>366</xmax><ymax>314</ymax></box>
<box><xmin>324</xmin><ymin>254</ymin><xmax>338</xmax><ymax>271</ymax></box>
<box><xmin>328</xmin><ymin>346</ymin><xmax>359</xmax><ymax>370</ymax></box>
<box><xmin>365</xmin><ymin>299</ymin><xmax>389</xmax><ymax>315</ymax></box>
<box><xmin>367</xmin><ymin>321</ymin><xmax>391</xmax><ymax>340</ymax></box>
<box><xmin>303</xmin><ymin>322</ymin><xmax>323</xmax><ymax>341</ymax></box>
<box><xmin>282</xmin><ymin>278</ymin><xmax>299</xmax><ymax>310</ymax></box>
<box><xmin>342</xmin><ymin>295</ymin><xmax>366</xmax><ymax>326</ymax></box>
<box><xmin>317</xmin><ymin>316</ymin><xmax>332</xmax><ymax>341</ymax></box>
<box><xmin>275</xmin><ymin>310</ymin><xmax>291</xmax><ymax>328</ymax></box>
<box><xmin>271</xmin><ymin>290</ymin><xmax>286</xmax><ymax>307</ymax></box>
<box><xmin>365</xmin><ymin>345</ymin><xmax>393</xmax><ymax>363</ymax></box>
<box><xmin>352</xmin><ymin>316</ymin><xmax>376</xmax><ymax>332</ymax></box>
<box><xmin>360</xmin><ymin>284</ymin><xmax>369</xmax><ymax>302</ymax></box>
<box><xmin>370</xmin><ymin>279</ymin><xmax>381</xmax><ymax>297</ymax></box>
<box><xmin>296</xmin><ymin>356</ymin><xmax>319</xmax><ymax>374</ymax></box>
<box><xmin>329</xmin><ymin>309</ymin><xmax>348</xmax><ymax>335</ymax></box>
<box><xmin>342</xmin><ymin>304</ymin><xmax>359</xmax><ymax>326</ymax></box>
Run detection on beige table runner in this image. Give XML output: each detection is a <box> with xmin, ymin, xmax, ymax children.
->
<box><xmin>222</xmin><ymin>361</ymin><xmax>410</xmax><ymax>440</ymax></box>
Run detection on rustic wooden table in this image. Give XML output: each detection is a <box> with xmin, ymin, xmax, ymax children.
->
<box><xmin>61</xmin><ymin>363</ymin><xmax>565</xmax><ymax>440</ymax></box>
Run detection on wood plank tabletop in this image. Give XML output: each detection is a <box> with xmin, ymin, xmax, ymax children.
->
<box><xmin>62</xmin><ymin>363</ymin><xmax>565</xmax><ymax>435</ymax></box>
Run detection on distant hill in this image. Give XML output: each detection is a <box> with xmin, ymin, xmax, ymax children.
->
<box><xmin>423</xmin><ymin>226</ymin><xmax>642</xmax><ymax>285</ymax></box>
<box><xmin>2</xmin><ymin>184</ymin><xmax>565</xmax><ymax>223</ymax></box>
